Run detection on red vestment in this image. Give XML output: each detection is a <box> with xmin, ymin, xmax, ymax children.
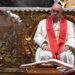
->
<box><xmin>46</xmin><ymin>16</ymin><xmax>67</xmax><ymax>59</ymax></box>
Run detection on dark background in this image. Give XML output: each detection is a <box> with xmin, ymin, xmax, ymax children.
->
<box><xmin>0</xmin><ymin>0</ymin><xmax>54</xmax><ymax>7</ymax></box>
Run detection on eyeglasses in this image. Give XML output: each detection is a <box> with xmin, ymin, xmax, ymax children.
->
<box><xmin>52</xmin><ymin>9</ymin><xmax>60</xmax><ymax>13</ymax></box>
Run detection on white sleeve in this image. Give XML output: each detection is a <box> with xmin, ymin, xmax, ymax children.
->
<box><xmin>33</xmin><ymin>20</ymin><xmax>46</xmax><ymax>47</ymax></box>
<box><xmin>65</xmin><ymin>21</ymin><xmax>75</xmax><ymax>48</ymax></box>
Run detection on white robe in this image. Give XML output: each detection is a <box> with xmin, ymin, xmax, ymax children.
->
<box><xmin>33</xmin><ymin>19</ymin><xmax>75</xmax><ymax>65</ymax></box>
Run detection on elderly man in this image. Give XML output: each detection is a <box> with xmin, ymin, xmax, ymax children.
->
<box><xmin>33</xmin><ymin>3</ymin><xmax>75</xmax><ymax>65</ymax></box>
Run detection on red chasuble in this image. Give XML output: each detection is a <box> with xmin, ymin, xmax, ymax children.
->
<box><xmin>46</xmin><ymin>16</ymin><xmax>67</xmax><ymax>59</ymax></box>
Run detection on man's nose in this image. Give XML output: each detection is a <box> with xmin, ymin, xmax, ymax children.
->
<box><xmin>54</xmin><ymin>12</ymin><xmax>58</xmax><ymax>15</ymax></box>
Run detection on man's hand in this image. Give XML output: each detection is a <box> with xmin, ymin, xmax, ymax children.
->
<box><xmin>41</xmin><ymin>43</ymin><xmax>50</xmax><ymax>51</ymax></box>
<box><xmin>61</xmin><ymin>45</ymin><xmax>70</xmax><ymax>53</ymax></box>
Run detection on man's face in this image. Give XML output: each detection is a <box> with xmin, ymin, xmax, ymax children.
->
<box><xmin>51</xmin><ymin>4</ymin><xmax>63</xmax><ymax>22</ymax></box>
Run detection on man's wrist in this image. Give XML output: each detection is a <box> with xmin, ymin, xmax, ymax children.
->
<box><xmin>65</xmin><ymin>45</ymin><xmax>73</xmax><ymax>50</ymax></box>
<box><xmin>41</xmin><ymin>41</ymin><xmax>48</xmax><ymax>48</ymax></box>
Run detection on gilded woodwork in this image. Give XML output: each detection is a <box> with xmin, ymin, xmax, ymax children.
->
<box><xmin>66</xmin><ymin>0</ymin><xmax>75</xmax><ymax>8</ymax></box>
